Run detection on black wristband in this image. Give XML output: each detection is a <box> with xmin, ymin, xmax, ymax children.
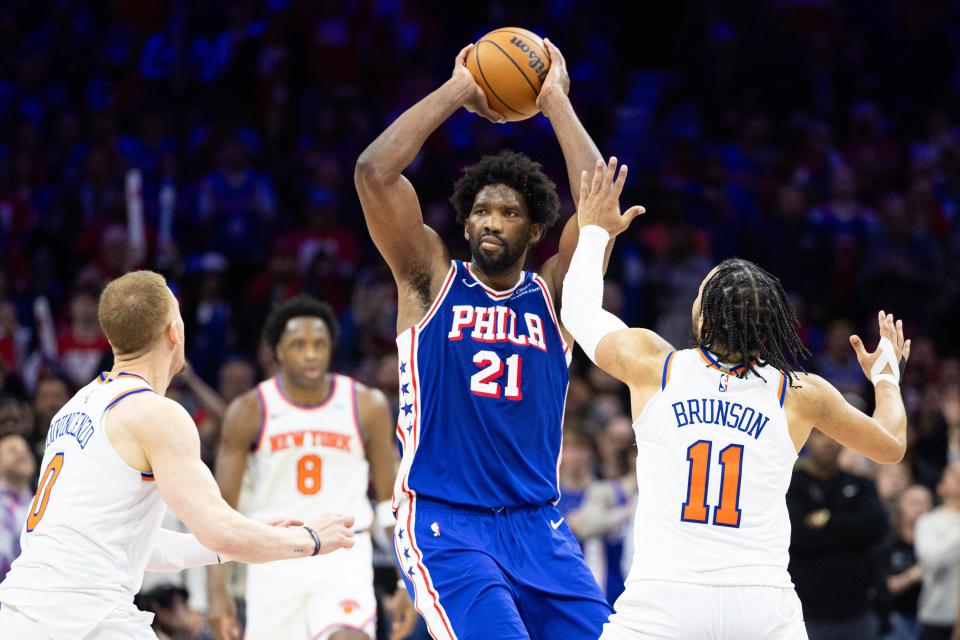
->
<box><xmin>303</xmin><ymin>525</ymin><xmax>321</xmax><ymax>556</ymax></box>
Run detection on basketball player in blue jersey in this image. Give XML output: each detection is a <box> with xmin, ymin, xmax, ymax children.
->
<box><xmin>355</xmin><ymin>40</ymin><xmax>613</xmax><ymax>639</ymax></box>
<box><xmin>562</xmin><ymin>159</ymin><xmax>912</xmax><ymax>639</ymax></box>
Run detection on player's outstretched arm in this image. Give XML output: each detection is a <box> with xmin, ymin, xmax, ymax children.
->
<box><xmin>147</xmin><ymin>529</ymin><xmax>225</xmax><ymax>573</ymax></box>
<box><xmin>355</xmin><ymin>45</ymin><xmax>497</xmax><ymax>288</ymax></box>
<box><xmin>786</xmin><ymin>311</ymin><xmax>910</xmax><ymax>463</ymax></box>
<box><xmin>561</xmin><ymin>158</ymin><xmax>671</xmax><ymax>391</ymax></box>
<box><xmin>115</xmin><ymin>392</ymin><xmax>355</xmax><ymax>564</ymax></box>
<box><xmin>536</xmin><ymin>39</ymin><xmax>612</xmax><ymax>301</ymax></box>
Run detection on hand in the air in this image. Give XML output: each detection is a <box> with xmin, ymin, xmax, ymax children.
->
<box><xmin>452</xmin><ymin>44</ymin><xmax>505</xmax><ymax>124</ymax></box>
<box><xmin>576</xmin><ymin>157</ymin><xmax>646</xmax><ymax>236</ymax></box>
<box><xmin>537</xmin><ymin>38</ymin><xmax>569</xmax><ymax>110</ymax></box>
<box><xmin>849</xmin><ymin>310</ymin><xmax>910</xmax><ymax>384</ymax></box>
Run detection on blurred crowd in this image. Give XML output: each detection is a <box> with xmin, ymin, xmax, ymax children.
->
<box><xmin>1</xmin><ymin>0</ymin><xmax>960</xmax><ymax>638</ymax></box>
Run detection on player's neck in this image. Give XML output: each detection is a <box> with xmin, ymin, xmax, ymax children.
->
<box><xmin>706</xmin><ymin>344</ymin><xmax>746</xmax><ymax>365</ymax></box>
<box><xmin>278</xmin><ymin>370</ymin><xmax>332</xmax><ymax>406</ymax></box>
<box><xmin>943</xmin><ymin>497</ymin><xmax>960</xmax><ymax>511</ymax></box>
<box><xmin>469</xmin><ymin>260</ymin><xmax>524</xmax><ymax>292</ymax></box>
<box><xmin>109</xmin><ymin>354</ymin><xmax>172</xmax><ymax>395</ymax></box>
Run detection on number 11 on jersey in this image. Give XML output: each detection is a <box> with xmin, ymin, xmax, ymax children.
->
<box><xmin>681</xmin><ymin>441</ymin><xmax>743</xmax><ymax>528</ymax></box>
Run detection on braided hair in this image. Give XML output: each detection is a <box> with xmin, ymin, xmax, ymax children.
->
<box><xmin>696</xmin><ymin>259</ymin><xmax>810</xmax><ymax>384</ymax></box>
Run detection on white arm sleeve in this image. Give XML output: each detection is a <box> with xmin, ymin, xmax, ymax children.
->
<box><xmin>147</xmin><ymin>529</ymin><xmax>226</xmax><ymax>573</ymax></box>
<box><xmin>560</xmin><ymin>225</ymin><xmax>628</xmax><ymax>363</ymax></box>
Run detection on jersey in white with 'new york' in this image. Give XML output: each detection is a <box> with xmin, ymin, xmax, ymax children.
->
<box><xmin>0</xmin><ymin>371</ymin><xmax>166</xmax><ymax>640</ymax></box>
<box><xmin>239</xmin><ymin>373</ymin><xmax>373</xmax><ymax>530</ymax></box>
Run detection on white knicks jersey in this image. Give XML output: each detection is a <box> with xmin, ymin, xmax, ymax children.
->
<box><xmin>240</xmin><ymin>374</ymin><xmax>373</xmax><ymax>530</ymax></box>
<box><xmin>628</xmin><ymin>348</ymin><xmax>798</xmax><ymax>588</ymax></box>
<box><xmin>0</xmin><ymin>371</ymin><xmax>167</xmax><ymax>640</ymax></box>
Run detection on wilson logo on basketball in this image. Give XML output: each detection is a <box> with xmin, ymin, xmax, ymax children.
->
<box><xmin>509</xmin><ymin>37</ymin><xmax>548</xmax><ymax>82</ymax></box>
<box><xmin>339</xmin><ymin>599</ymin><xmax>360</xmax><ymax>614</ymax></box>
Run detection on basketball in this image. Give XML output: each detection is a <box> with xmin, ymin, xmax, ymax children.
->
<box><xmin>465</xmin><ymin>27</ymin><xmax>551</xmax><ymax>122</ymax></box>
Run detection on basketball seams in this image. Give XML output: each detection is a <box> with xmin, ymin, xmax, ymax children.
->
<box><xmin>482</xmin><ymin>39</ymin><xmax>541</xmax><ymax>98</ymax></box>
<box><xmin>473</xmin><ymin>43</ymin><xmax>531</xmax><ymax>117</ymax></box>
<box><xmin>487</xmin><ymin>28</ymin><xmax>547</xmax><ymax>60</ymax></box>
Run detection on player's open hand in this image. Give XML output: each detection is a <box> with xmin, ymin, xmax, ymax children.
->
<box><xmin>305</xmin><ymin>513</ymin><xmax>356</xmax><ymax>553</ymax></box>
<box><xmin>453</xmin><ymin>44</ymin><xmax>506</xmax><ymax>124</ymax></box>
<box><xmin>577</xmin><ymin>157</ymin><xmax>645</xmax><ymax>236</ymax></box>
<box><xmin>389</xmin><ymin>584</ymin><xmax>418</xmax><ymax>640</ymax></box>
<box><xmin>849</xmin><ymin>310</ymin><xmax>910</xmax><ymax>385</ymax></box>
<box><xmin>537</xmin><ymin>38</ymin><xmax>569</xmax><ymax>112</ymax></box>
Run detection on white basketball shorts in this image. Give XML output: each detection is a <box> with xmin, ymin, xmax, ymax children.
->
<box><xmin>244</xmin><ymin>532</ymin><xmax>376</xmax><ymax>640</ymax></box>
<box><xmin>600</xmin><ymin>580</ymin><xmax>808</xmax><ymax>640</ymax></box>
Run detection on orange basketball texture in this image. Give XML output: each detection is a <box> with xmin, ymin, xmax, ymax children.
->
<box><xmin>465</xmin><ymin>28</ymin><xmax>551</xmax><ymax>122</ymax></box>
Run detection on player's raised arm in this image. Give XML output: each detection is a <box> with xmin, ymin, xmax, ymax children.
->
<box><xmin>561</xmin><ymin>158</ymin><xmax>671</xmax><ymax>396</ymax></box>
<box><xmin>536</xmin><ymin>39</ymin><xmax>612</xmax><ymax>299</ymax></box>
<box><xmin>786</xmin><ymin>311</ymin><xmax>911</xmax><ymax>463</ymax></box>
<box><xmin>117</xmin><ymin>392</ymin><xmax>355</xmax><ymax>564</ymax></box>
<box><xmin>355</xmin><ymin>45</ymin><xmax>500</xmax><ymax>286</ymax></box>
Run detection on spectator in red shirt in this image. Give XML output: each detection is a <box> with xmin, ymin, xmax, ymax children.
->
<box><xmin>57</xmin><ymin>284</ymin><xmax>110</xmax><ymax>389</ymax></box>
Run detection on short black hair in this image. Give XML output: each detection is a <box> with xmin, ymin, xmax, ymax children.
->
<box><xmin>263</xmin><ymin>295</ymin><xmax>340</xmax><ymax>354</ymax></box>
<box><xmin>450</xmin><ymin>150</ymin><xmax>561</xmax><ymax>229</ymax></box>
<box><xmin>696</xmin><ymin>258</ymin><xmax>811</xmax><ymax>384</ymax></box>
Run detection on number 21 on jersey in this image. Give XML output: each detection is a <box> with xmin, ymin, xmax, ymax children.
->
<box><xmin>681</xmin><ymin>441</ymin><xmax>743</xmax><ymax>528</ymax></box>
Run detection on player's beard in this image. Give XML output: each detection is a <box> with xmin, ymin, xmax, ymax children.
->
<box><xmin>469</xmin><ymin>233</ymin><xmax>525</xmax><ymax>274</ymax></box>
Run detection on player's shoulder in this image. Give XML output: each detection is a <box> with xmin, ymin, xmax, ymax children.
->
<box><xmin>614</xmin><ymin>328</ymin><xmax>674</xmax><ymax>366</ymax></box>
<box><xmin>784</xmin><ymin>371</ymin><xmax>836</xmax><ymax>399</ymax></box>
<box><xmin>350</xmin><ymin>378</ymin><xmax>389</xmax><ymax>409</ymax></box>
<box><xmin>782</xmin><ymin>371</ymin><xmax>843</xmax><ymax>419</ymax></box>
<box><xmin>109</xmin><ymin>390</ymin><xmax>194</xmax><ymax>429</ymax></box>
<box><xmin>222</xmin><ymin>385</ymin><xmax>266</xmax><ymax>432</ymax></box>
<box><xmin>229</xmin><ymin>385</ymin><xmax>264</xmax><ymax>413</ymax></box>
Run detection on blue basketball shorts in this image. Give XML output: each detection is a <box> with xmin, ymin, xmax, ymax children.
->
<box><xmin>394</xmin><ymin>496</ymin><xmax>612</xmax><ymax>640</ymax></box>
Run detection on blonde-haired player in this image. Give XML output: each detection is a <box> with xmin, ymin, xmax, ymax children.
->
<box><xmin>560</xmin><ymin>159</ymin><xmax>911</xmax><ymax>639</ymax></box>
<box><xmin>0</xmin><ymin>271</ymin><xmax>355</xmax><ymax>640</ymax></box>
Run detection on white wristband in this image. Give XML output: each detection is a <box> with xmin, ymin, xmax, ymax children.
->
<box><xmin>870</xmin><ymin>337</ymin><xmax>900</xmax><ymax>387</ymax></box>
<box><xmin>376</xmin><ymin>500</ymin><xmax>397</xmax><ymax>529</ymax></box>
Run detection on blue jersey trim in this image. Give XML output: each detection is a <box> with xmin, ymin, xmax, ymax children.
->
<box><xmin>661</xmin><ymin>352</ymin><xmax>675</xmax><ymax>390</ymax></box>
<box><xmin>105</xmin><ymin>388</ymin><xmax>153</xmax><ymax>411</ymax></box>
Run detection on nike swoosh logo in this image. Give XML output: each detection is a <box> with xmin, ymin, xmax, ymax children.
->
<box><xmin>550</xmin><ymin>518</ymin><xmax>564</xmax><ymax>530</ymax></box>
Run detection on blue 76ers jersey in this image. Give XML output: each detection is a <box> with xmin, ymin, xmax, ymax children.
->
<box><xmin>393</xmin><ymin>260</ymin><xmax>571</xmax><ymax>510</ymax></box>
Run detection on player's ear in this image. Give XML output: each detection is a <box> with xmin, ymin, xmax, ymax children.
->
<box><xmin>528</xmin><ymin>223</ymin><xmax>544</xmax><ymax>244</ymax></box>
<box><xmin>167</xmin><ymin>319</ymin><xmax>181</xmax><ymax>346</ymax></box>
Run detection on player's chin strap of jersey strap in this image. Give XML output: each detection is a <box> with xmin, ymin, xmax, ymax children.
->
<box><xmin>560</xmin><ymin>225</ymin><xmax>628</xmax><ymax>364</ymax></box>
<box><xmin>871</xmin><ymin>337</ymin><xmax>901</xmax><ymax>387</ymax></box>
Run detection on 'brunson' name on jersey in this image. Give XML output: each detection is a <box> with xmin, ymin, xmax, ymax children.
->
<box><xmin>672</xmin><ymin>398</ymin><xmax>771</xmax><ymax>440</ymax></box>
